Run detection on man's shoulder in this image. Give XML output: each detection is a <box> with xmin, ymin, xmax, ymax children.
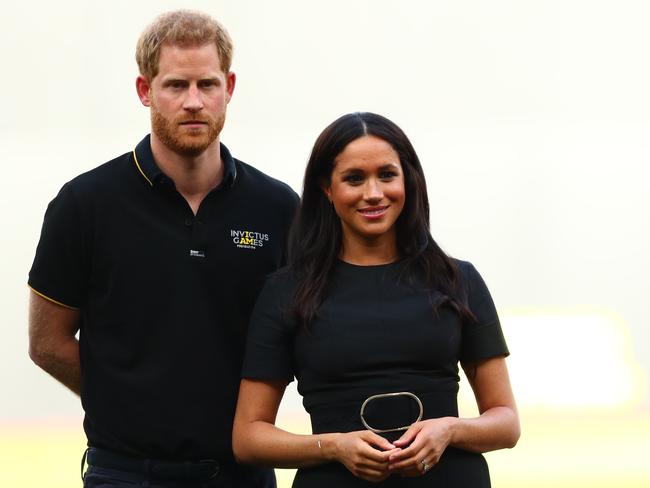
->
<box><xmin>234</xmin><ymin>158</ymin><xmax>298</xmax><ymax>203</ymax></box>
<box><xmin>64</xmin><ymin>151</ymin><xmax>133</xmax><ymax>196</ymax></box>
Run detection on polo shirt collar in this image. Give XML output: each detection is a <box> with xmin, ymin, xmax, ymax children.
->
<box><xmin>132</xmin><ymin>134</ymin><xmax>237</xmax><ymax>189</ymax></box>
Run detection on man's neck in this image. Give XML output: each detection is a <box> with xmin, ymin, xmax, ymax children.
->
<box><xmin>150</xmin><ymin>133</ymin><xmax>224</xmax><ymax>214</ymax></box>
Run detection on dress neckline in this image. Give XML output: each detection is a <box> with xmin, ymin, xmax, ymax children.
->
<box><xmin>335</xmin><ymin>258</ymin><xmax>403</xmax><ymax>270</ymax></box>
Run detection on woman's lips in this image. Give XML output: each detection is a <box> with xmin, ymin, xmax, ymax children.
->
<box><xmin>357</xmin><ymin>205</ymin><xmax>389</xmax><ymax>219</ymax></box>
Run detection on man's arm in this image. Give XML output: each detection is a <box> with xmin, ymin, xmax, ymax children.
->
<box><xmin>28</xmin><ymin>290</ymin><xmax>81</xmax><ymax>395</ymax></box>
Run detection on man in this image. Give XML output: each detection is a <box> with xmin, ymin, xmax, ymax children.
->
<box><xmin>28</xmin><ymin>10</ymin><xmax>297</xmax><ymax>488</ymax></box>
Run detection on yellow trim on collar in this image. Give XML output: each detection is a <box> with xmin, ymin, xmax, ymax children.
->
<box><xmin>132</xmin><ymin>150</ymin><xmax>153</xmax><ymax>186</ymax></box>
<box><xmin>28</xmin><ymin>286</ymin><xmax>79</xmax><ymax>310</ymax></box>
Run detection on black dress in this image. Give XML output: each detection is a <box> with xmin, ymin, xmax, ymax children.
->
<box><xmin>242</xmin><ymin>259</ymin><xmax>509</xmax><ymax>487</ymax></box>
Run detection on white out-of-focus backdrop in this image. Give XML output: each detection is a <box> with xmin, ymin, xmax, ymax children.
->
<box><xmin>1</xmin><ymin>1</ymin><xmax>648</xmax><ymax>487</ymax></box>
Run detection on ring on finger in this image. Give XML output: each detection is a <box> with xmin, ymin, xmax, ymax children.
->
<box><xmin>421</xmin><ymin>459</ymin><xmax>431</xmax><ymax>472</ymax></box>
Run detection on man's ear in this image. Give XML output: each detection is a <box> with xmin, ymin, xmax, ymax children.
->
<box><xmin>136</xmin><ymin>75</ymin><xmax>152</xmax><ymax>107</ymax></box>
<box><xmin>226</xmin><ymin>71</ymin><xmax>236</xmax><ymax>103</ymax></box>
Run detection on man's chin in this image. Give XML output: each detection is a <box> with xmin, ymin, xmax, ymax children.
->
<box><xmin>168</xmin><ymin>136</ymin><xmax>217</xmax><ymax>157</ymax></box>
<box><xmin>176</xmin><ymin>145</ymin><xmax>211</xmax><ymax>157</ymax></box>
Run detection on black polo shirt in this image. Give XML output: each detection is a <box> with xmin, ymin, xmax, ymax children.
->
<box><xmin>29</xmin><ymin>135</ymin><xmax>298</xmax><ymax>461</ymax></box>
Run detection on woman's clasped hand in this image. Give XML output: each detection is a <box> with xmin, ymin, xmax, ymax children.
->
<box><xmin>330</xmin><ymin>417</ymin><xmax>457</xmax><ymax>481</ymax></box>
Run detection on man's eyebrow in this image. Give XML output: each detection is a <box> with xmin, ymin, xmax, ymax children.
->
<box><xmin>198</xmin><ymin>77</ymin><xmax>223</xmax><ymax>85</ymax></box>
<box><xmin>161</xmin><ymin>77</ymin><xmax>221</xmax><ymax>85</ymax></box>
<box><xmin>161</xmin><ymin>77</ymin><xmax>188</xmax><ymax>85</ymax></box>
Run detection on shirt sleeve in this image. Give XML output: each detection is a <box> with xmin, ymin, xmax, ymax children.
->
<box><xmin>28</xmin><ymin>183</ymin><xmax>89</xmax><ymax>309</ymax></box>
<box><xmin>459</xmin><ymin>261</ymin><xmax>509</xmax><ymax>363</ymax></box>
<box><xmin>241</xmin><ymin>273</ymin><xmax>295</xmax><ymax>382</ymax></box>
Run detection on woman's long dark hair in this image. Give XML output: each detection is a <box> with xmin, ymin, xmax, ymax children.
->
<box><xmin>288</xmin><ymin>112</ymin><xmax>473</xmax><ymax>326</ymax></box>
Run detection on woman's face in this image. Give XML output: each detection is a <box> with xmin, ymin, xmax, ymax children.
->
<box><xmin>324</xmin><ymin>135</ymin><xmax>406</xmax><ymax>246</ymax></box>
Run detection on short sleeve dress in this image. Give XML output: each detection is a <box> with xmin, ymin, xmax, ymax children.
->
<box><xmin>242</xmin><ymin>259</ymin><xmax>509</xmax><ymax>487</ymax></box>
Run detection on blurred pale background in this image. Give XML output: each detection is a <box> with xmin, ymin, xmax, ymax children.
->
<box><xmin>1</xmin><ymin>0</ymin><xmax>648</xmax><ymax>487</ymax></box>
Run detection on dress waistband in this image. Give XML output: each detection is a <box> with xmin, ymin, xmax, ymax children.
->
<box><xmin>309</xmin><ymin>390</ymin><xmax>458</xmax><ymax>440</ymax></box>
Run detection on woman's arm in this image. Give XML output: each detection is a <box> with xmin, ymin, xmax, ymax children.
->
<box><xmin>451</xmin><ymin>355</ymin><xmax>520</xmax><ymax>451</ymax></box>
<box><xmin>387</xmin><ymin>356</ymin><xmax>520</xmax><ymax>475</ymax></box>
<box><xmin>232</xmin><ymin>378</ymin><xmax>399</xmax><ymax>482</ymax></box>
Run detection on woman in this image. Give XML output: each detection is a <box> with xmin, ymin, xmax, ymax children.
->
<box><xmin>233</xmin><ymin>112</ymin><xmax>519</xmax><ymax>487</ymax></box>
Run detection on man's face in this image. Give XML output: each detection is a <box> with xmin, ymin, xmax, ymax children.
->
<box><xmin>138</xmin><ymin>43</ymin><xmax>235</xmax><ymax>157</ymax></box>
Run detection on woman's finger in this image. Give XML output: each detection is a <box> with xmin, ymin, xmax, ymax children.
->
<box><xmin>363</xmin><ymin>431</ymin><xmax>397</xmax><ymax>452</ymax></box>
<box><xmin>388</xmin><ymin>434</ymin><xmax>425</xmax><ymax>462</ymax></box>
<box><xmin>393</xmin><ymin>423</ymin><xmax>421</xmax><ymax>447</ymax></box>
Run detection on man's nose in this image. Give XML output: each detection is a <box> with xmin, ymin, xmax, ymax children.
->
<box><xmin>183</xmin><ymin>85</ymin><xmax>203</xmax><ymax>112</ymax></box>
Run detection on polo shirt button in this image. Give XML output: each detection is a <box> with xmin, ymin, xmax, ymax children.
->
<box><xmin>184</xmin><ymin>218</ymin><xmax>193</xmax><ymax>227</ymax></box>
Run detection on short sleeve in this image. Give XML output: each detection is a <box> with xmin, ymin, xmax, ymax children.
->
<box><xmin>28</xmin><ymin>183</ymin><xmax>89</xmax><ymax>309</ymax></box>
<box><xmin>459</xmin><ymin>262</ymin><xmax>509</xmax><ymax>363</ymax></box>
<box><xmin>241</xmin><ymin>273</ymin><xmax>295</xmax><ymax>382</ymax></box>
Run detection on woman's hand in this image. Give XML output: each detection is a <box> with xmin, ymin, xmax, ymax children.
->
<box><xmin>331</xmin><ymin>430</ymin><xmax>400</xmax><ymax>482</ymax></box>
<box><xmin>386</xmin><ymin>357</ymin><xmax>520</xmax><ymax>477</ymax></box>
<box><xmin>386</xmin><ymin>417</ymin><xmax>457</xmax><ymax>477</ymax></box>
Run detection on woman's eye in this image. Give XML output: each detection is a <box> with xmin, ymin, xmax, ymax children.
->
<box><xmin>380</xmin><ymin>171</ymin><xmax>397</xmax><ymax>179</ymax></box>
<box><xmin>343</xmin><ymin>174</ymin><xmax>363</xmax><ymax>184</ymax></box>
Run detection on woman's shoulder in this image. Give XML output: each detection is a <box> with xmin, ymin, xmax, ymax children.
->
<box><xmin>450</xmin><ymin>258</ymin><xmax>476</xmax><ymax>280</ymax></box>
<box><xmin>449</xmin><ymin>258</ymin><xmax>488</xmax><ymax>294</ymax></box>
<box><xmin>257</xmin><ymin>266</ymin><xmax>300</xmax><ymax>305</ymax></box>
<box><xmin>250</xmin><ymin>267</ymin><xmax>299</xmax><ymax>329</ymax></box>
<box><xmin>448</xmin><ymin>258</ymin><xmax>497</xmax><ymax>309</ymax></box>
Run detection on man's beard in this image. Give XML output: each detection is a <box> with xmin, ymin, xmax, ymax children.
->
<box><xmin>151</xmin><ymin>102</ymin><xmax>224</xmax><ymax>157</ymax></box>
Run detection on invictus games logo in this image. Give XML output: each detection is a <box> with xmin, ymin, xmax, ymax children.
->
<box><xmin>231</xmin><ymin>229</ymin><xmax>269</xmax><ymax>250</ymax></box>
